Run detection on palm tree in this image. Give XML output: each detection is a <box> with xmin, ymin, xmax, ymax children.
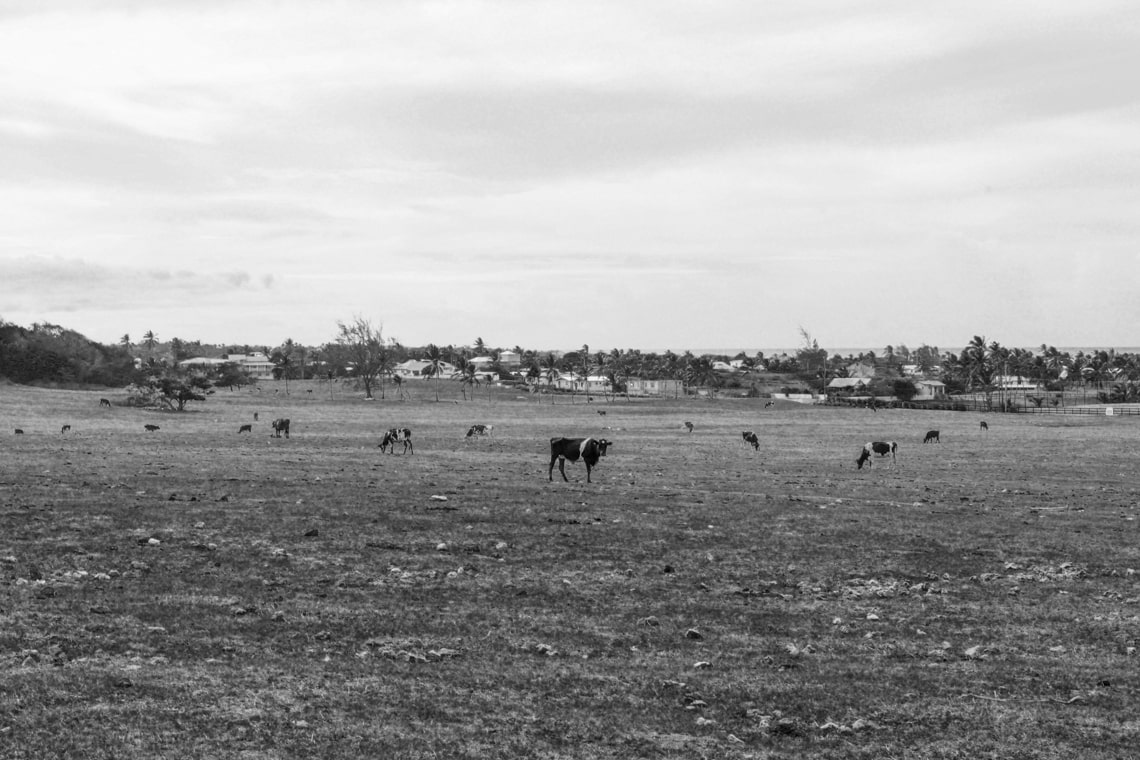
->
<box><xmin>142</xmin><ymin>330</ymin><xmax>158</xmax><ymax>362</ymax></box>
<box><xmin>120</xmin><ymin>334</ymin><xmax>132</xmax><ymax>350</ymax></box>
<box><xmin>541</xmin><ymin>353</ymin><xmax>560</xmax><ymax>403</ymax></box>
<box><xmin>423</xmin><ymin>344</ymin><xmax>446</xmax><ymax>381</ymax></box>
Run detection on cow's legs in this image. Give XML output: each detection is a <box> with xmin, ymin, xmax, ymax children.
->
<box><xmin>558</xmin><ymin>458</ymin><xmax>569</xmax><ymax>481</ymax></box>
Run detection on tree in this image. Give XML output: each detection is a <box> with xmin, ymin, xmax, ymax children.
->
<box><xmin>120</xmin><ymin>334</ymin><xmax>132</xmax><ymax>351</ymax></box>
<box><xmin>272</xmin><ymin>338</ymin><xmax>298</xmax><ymax>394</ymax></box>
<box><xmin>128</xmin><ymin>367</ymin><xmax>212</xmax><ymax>411</ymax></box>
<box><xmin>423</xmin><ymin>344</ymin><xmax>447</xmax><ymax>380</ymax></box>
<box><xmin>333</xmin><ymin>317</ymin><xmax>390</xmax><ymax>400</ymax></box>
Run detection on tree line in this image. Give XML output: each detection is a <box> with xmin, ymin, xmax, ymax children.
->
<box><xmin>5</xmin><ymin>317</ymin><xmax>1140</xmax><ymax>409</ymax></box>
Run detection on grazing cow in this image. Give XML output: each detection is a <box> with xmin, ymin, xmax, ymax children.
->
<box><xmin>61</xmin><ymin>424</ymin><xmax>71</xmax><ymax>433</ymax></box>
<box><xmin>764</xmin><ymin>401</ymin><xmax>774</xmax><ymax>408</ymax></box>
<box><xmin>980</xmin><ymin>420</ymin><xmax>988</xmax><ymax>431</ymax></box>
<box><xmin>923</xmin><ymin>430</ymin><xmax>940</xmax><ymax>444</ymax></box>
<box><xmin>684</xmin><ymin>421</ymin><xmax>694</xmax><ymax>433</ymax></box>
<box><xmin>856</xmin><ymin>441</ymin><xmax>897</xmax><ymax>469</ymax></box>
<box><xmin>99</xmin><ymin>398</ymin><xmax>111</xmax><ymax>408</ymax></box>
<box><xmin>144</xmin><ymin>424</ymin><xmax>160</xmax><ymax>432</ymax></box>
<box><xmin>465</xmin><ymin>424</ymin><xmax>493</xmax><ymax>438</ymax></box>
<box><xmin>14</xmin><ymin>429</ymin><xmax>24</xmax><ymax>435</ymax></box>
<box><xmin>238</xmin><ymin>424</ymin><xmax>252</xmax><ymax>434</ymax></box>
<box><xmin>379</xmin><ymin>427</ymin><xmax>413</xmax><ymax>454</ymax></box>
<box><xmin>271</xmin><ymin>418</ymin><xmax>290</xmax><ymax>438</ymax></box>
<box><xmin>597</xmin><ymin>409</ymin><xmax>606</xmax><ymax>416</ymax></box>
<box><xmin>742</xmin><ymin>431</ymin><xmax>759</xmax><ymax>450</ymax></box>
<box><xmin>548</xmin><ymin>437</ymin><xmax>611</xmax><ymax>483</ymax></box>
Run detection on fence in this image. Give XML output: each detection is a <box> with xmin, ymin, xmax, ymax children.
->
<box><xmin>893</xmin><ymin>398</ymin><xmax>1140</xmax><ymax>416</ymax></box>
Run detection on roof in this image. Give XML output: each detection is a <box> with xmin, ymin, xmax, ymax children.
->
<box><xmin>827</xmin><ymin>377</ymin><xmax>868</xmax><ymax>389</ymax></box>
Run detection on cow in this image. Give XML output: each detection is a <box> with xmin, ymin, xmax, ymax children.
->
<box><xmin>764</xmin><ymin>401</ymin><xmax>774</xmax><ymax>408</ymax></box>
<box><xmin>465</xmin><ymin>424</ymin><xmax>494</xmax><ymax>439</ymax></box>
<box><xmin>99</xmin><ymin>398</ymin><xmax>111</xmax><ymax>408</ymax></box>
<box><xmin>61</xmin><ymin>424</ymin><xmax>71</xmax><ymax>433</ymax></box>
<box><xmin>980</xmin><ymin>420</ymin><xmax>988</xmax><ymax>431</ymax></box>
<box><xmin>271</xmin><ymin>418</ymin><xmax>290</xmax><ymax>438</ymax></box>
<box><xmin>238</xmin><ymin>424</ymin><xmax>253</xmax><ymax>434</ymax></box>
<box><xmin>856</xmin><ymin>441</ymin><xmax>897</xmax><ymax>469</ymax></box>
<box><xmin>144</xmin><ymin>424</ymin><xmax>160</xmax><ymax>432</ymax></box>
<box><xmin>597</xmin><ymin>409</ymin><xmax>606</xmax><ymax>416</ymax></box>
<box><xmin>742</xmin><ymin>431</ymin><xmax>759</xmax><ymax>450</ymax></box>
<box><xmin>923</xmin><ymin>430</ymin><xmax>940</xmax><ymax>444</ymax></box>
<box><xmin>14</xmin><ymin>429</ymin><xmax>24</xmax><ymax>435</ymax></box>
<box><xmin>684</xmin><ymin>421</ymin><xmax>694</xmax><ymax>433</ymax></box>
<box><xmin>254</xmin><ymin>412</ymin><xmax>259</xmax><ymax>421</ymax></box>
<box><xmin>548</xmin><ymin>437</ymin><xmax>611</xmax><ymax>483</ymax></box>
<box><xmin>379</xmin><ymin>427</ymin><xmax>413</xmax><ymax>454</ymax></box>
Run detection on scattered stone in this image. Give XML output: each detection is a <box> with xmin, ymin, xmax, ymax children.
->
<box><xmin>685</xmin><ymin>628</ymin><xmax>703</xmax><ymax>640</ymax></box>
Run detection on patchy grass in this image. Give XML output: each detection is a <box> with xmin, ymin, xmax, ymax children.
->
<box><xmin>1</xmin><ymin>381</ymin><xmax>1138</xmax><ymax>758</ymax></box>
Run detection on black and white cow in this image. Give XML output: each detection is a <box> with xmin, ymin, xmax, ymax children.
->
<box><xmin>684</xmin><ymin>421</ymin><xmax>694</xmax><ymax>433</ymax></box>
<box><xmin>238</xmin><ymin>424</ymin><xmax>253</xmax><ymax>434</ymax></box>
<box><xmin>465</xmin><ymin>424</ymin><xmax>493</xmax><ymax>439</ymax></box>
<box><xmin>61</xmin><ymin>424</ymin><xmax>71</xmax><ymax>433</ymax></box>
<box><xmin>548</xmin><ymin>437</ymin><xmax>611</xmax><ymax>483</ymax></box>
<box><xmin>144</xmin><ymin>424</ymin><xmax>160</xmax><ymax>432</ymax></box>
<box><xmin>271</xmin><ymin>418</ymin><xmax>290</xmax><ymax>438</ymax></box>
<box><xmin>980</xmin><ymin>420</ymin><xmax>988</xmax><ymax>431</ymax></box>
<box><xmin>856</xmin><ymin>441</ymin><xmax>897</xmax><ymax>469</ymax></box>
<box><xmin>923</xmin><ymin>430</ymin><xmax>940</xmax><ymax>444</ymax></box>
<box><xmin>742</xmin><ymin>431</ymin><xmax>759</xmax><ymax>450</ymax></box>
<box><xmin>379</xmin><ymin>427</ymin><xmax>413</xmax><ymax>454</ymax></box>
<box><xmin>99</xmin><ymin>398</ymin><xmax>111</xmax><ymax>408</ymax></box>
<box><xmin>14</xmin><ymin>429</ymin><xmax>24</xmax><ymax>435</ymax></box>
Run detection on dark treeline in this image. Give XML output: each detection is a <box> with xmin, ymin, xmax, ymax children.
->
<box><xmin>4</xmin><ymin>319</ymin><xmax>1140</xmax><ymax>405</ymax></box>
<box><xmin>0</xmin><ymin>321</ymin><xmax>136</xmax><ymax>386</ymax></box>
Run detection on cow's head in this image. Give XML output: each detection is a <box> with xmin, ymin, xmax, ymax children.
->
<box><xmin>596</xmin><ymin>438</ymin><xmax>611</xmax><ymax>456</ymax></box>
<box><xmin>856</xmin><ymin>450</ymin><xmax>870</xmax><ymax>469</ymax></box>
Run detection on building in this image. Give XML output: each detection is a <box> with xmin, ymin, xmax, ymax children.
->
<box><xmin>394</xmin><ymin>359</ymin><xmax>458</xmax><ymax>379</ymax></box>
<box><xmin>913</xmin><ymin>380</ymin><xmax>948</xmax><ymax>400</ymax></box>
<box><xmin>178</xmin><ymin>352</ymin><xmax>275</xmax><ymax>380</ymax></box>
<box><xmin>626</xmin><ymin>378</ymin><xmax>684</xmax><ymax>397</ymax></box>
<box><xmin>498</xmin><ymin>350</ymin><xmax>521</xmax><ymax>370</ymax></box>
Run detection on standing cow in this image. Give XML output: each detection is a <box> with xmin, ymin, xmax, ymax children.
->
<box><xmin>742</xmin><ymin>431</ymin><xmax>759</xmax><ymax>450</ymax></box>
<box><xmin>548</xmin><ymin>437</ymin><xmax>611</xmax><ymax>483</ymax></box>
<box><xmin>379</xmin><ymin>427</ymin><xmax>413</xmax><ymax>454</ymax></box>
<box><xmin>465</xmin><ymin>424</ymin><xmax>493</xmax><ymax>439</ymax></box>
<box><xmin>856</xmin><ymin>441</ymin><xmax>897</xmax><ymax>469</ymax></box>
<box><xmin>271</xmin><ymin>418</ymin><xmax>290</xmax><ymax>438</ymax></box>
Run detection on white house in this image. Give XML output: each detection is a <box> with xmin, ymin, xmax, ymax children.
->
<box><xmin>394</xmin><ymin>359</ymin><xmax>458</xmax><ymax>379</ymax></box>
<box><xmin>913</xmin><ymin>380</ymin><xmax>948</xmax><ymax>400</ymax></box>
<box><xmin>179</xmin><ymin>352</ymin><xmax>275</xmax><ymax>380</ymax></box>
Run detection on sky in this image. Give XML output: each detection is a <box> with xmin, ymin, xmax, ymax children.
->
<box><xmin>1</xmin><ymin>1</ymin><xmax>1139</xmax><ymax>355</ymax></box>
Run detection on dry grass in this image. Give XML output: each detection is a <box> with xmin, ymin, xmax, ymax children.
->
<box><xmin>1</xmin><ymin>379</ymin><xmax>1138</xmax><ymax>758</ymax></box>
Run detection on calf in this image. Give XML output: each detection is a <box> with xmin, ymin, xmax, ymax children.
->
<box><xmin>61</xmin><ymin>424</ymin><xmax>71</xmax><ymax>433</ymax></box>
<box><xmin>684</xmin><ymin>421</ymin><xmax>694</xmax><ymax>433</ymax></box>
<box><xmin>271</xmin><ymin>418</ymin><xmax>290</xmax><ymax>438</ymax></box>
<box><xmin>856</xmin><ymin>441</ymin><xmax>897</xmax><ymax>469</ymax></box>
<box><xmin>465</xmin><ymin>424</ymin><xmax>493</xmax><ymax>439</ymax></box>
<box><xmin>99</xmin><ymin>398</ymin><xmax>111</xmax><ymax>408</ymax></box>
<box><xmin>144</xmin><ymin>424</ymin><xmax>160</xmax><ymax>432</ymax></box>
<box><xmin>548</xmin><ymin>437</ymin><xmax>611</xmax><ymax>483</ymax></box>
<box><xmin>980</xmin><ymin>420</ymin><xmax>988</xmax><ymax>431</ymax></box>
<box><xmin>923</xmin><ymin>430</ymin><xmax>940</xmax><ymax>444</ymax></box>
<box><xmin>742</xmin><ymin>431</ymin><xmax>759</xmax><ymax>450</ymax></box>
<box><xmin>238</xmin><ymin>424</ymin><xmax>253</xmax><ymax>434</ymax></box>
<box><xmin>379</xmin><ymin>427</ymin><xmax>413</xmax><ymax>454</ymax></box>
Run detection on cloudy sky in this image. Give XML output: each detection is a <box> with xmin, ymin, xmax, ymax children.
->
<box><xmin>2</xmin><ymin>1</ymin><xmax>1138</xmax><ymax>354</ymax></box>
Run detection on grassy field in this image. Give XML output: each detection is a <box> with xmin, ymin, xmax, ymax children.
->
<box><xmin>1</xmin><ymin>379</ymin><xmax>1138</xmax><ymax>759</ymax></box>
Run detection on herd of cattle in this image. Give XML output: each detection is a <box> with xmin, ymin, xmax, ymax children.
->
<box><xmin>8</xmin><ymin>397</ymin><xmax>994</xmax><ymax>484</ymax></box>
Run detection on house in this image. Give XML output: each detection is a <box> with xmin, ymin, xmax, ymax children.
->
<box><xmin>626</xmin><ymin>378</ymin><xmax>684</xmax><ymax>397</ymax></box>
<box><xmin>913</xmin><ymin>380</ymin><xmax>948</xmax><ymax>400</ymax></box>
<box><xmin>826</xmin><ymin>377</ymin><xmax>869</xmax><ymax>395</ymax></box>
<box><xmin>179</xmin><ymin>352</ymin><xmax>275</xmax><ymax>380</ymax></box>
<box><xmin>394</xmin><ymin>359</ymin><xmax>458</xmax><ymax>379</ymax></box>
<box><xmin>498</xmin><ymin>350</ymin><xmax>521</xmax><ymax>370</ymax></box>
